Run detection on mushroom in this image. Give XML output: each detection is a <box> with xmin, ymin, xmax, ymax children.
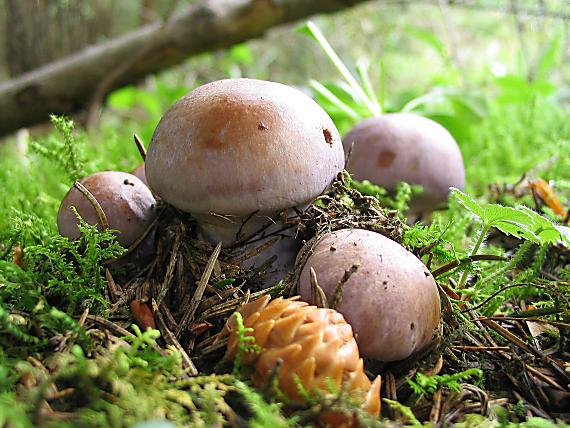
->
<box><xmin>57</xmin><ymin>171</ymin><xmax>157</xmax><ymax>248</ymax></box>
<box><xmin>297</xmin><ymin>228</ymin><xmax>440</xmax><ymax>362</ymax></box>
<box><xmin>131</xmin><ymin>163</ymin><xmax>148</xmax><ymax>187</ymax></box>
<box><xmin>343</xmin><ymin>113</ymin><xmax>465</xmax><ymax>215</ymax></box>
<box><xmin>145</xmin><ymin>78</ymin><xmax>345</xmax><ymax>243</ymax></box>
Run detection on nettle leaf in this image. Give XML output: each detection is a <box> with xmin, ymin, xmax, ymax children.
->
<box><xmin>450</xmin><ymin>188</ymin><xmax>484</xmax><ymax>219</ymax></box>
<box><xmin>492</xmin><ymin>220</ymin><xmax>540</xmax><ymax>244</ymax></box>
<box><xmin>483</xmin><ymin>205</ymin><xmax>561</xmax><ymax>245</ymax></box>
<box><xmin>518</xmin><ymin>206</ymin><xmax>562</xmax><ymax>244</ymax></box>
<box><xmin>483</xmin><ymin>204</ymin><xmax>532</xmax><ymax>225</ymax></box>
<box><xmin>556</xmin><ymin>225</ymin><xmax>570</xmax><ymax>245</ymax></box>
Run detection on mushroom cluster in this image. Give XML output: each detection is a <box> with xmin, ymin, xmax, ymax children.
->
<box><xmin>297</xmin><ymin>228</ymin><xmax>441</xmax><ymax>362</ymax></box>
<box><xmin>55</xmin><ymin>78</ymin><xmax>445</xmax><ymax>423</ymax></box>
<box><xmin>343</xmin><ymin>113</ymin><xmax>465</xmax><ymax>216</ymax></box>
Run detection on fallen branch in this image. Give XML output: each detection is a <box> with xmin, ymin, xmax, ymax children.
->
<box><xmin>0</xmin><ymin>0</ymin><xmax>370</xmax><ymax>137</ymax></box>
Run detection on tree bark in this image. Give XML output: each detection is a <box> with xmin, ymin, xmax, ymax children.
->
<box><xmin>0</xmin><ymin>0</ymin><xmax>370</xmax><ymax>137</ymax></box>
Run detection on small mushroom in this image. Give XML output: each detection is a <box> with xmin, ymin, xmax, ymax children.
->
<box><xmin>297</xmin><ymin>228</ymin><xmax>441</xmax><ymax>362</ymax></box>
<box><xmin>343</xmin><ymin>113</ymin><xmax>465</xmax><ymax>214</ymax></box>
<box><xmin>145</xmin><ymin>78</ymin><xmax>345</xmax><ymax>243</ymax></box>
<box><xmin>131</xmin><ymin>163</ymin><xmax>148</xmax><ymax>187</ymax></box>
<box><xmin>57</xmin><ymin>171</ymin><xmax>157</xmax><ymax>248</ymax></box>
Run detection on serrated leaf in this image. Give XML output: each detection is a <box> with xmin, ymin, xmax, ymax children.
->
<box><xmin>537</xmin><ymin>228</ymin><xmax>564</xmax><ymax>244</ymax></box>
<box><xmin>556</xmin><ymin>225</ymin><xmax>570</xmax><ymax>245</ymax></box>
<box><xmin>517</xmin><ymin>206</ymin><xmax>562</xmax><ymax>244</ymax></box>
<box><xmin>483</xmin><ymin>204</ymin><xmax>532</xmax><ymax>225</ymax></box>
<box><xmin>493</xmin><ymin>220</ymin><xmax>540</xmax><ymax>244</ymax></box>
<box><xmin>450</xmin><ymin>188</ymin><xmax>484</xmax><ymax>219</ymax></box>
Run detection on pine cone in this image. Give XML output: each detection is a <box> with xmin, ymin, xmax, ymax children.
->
<box><xmin>225</xmin><ymin>296</ymin><xmax>381</xmax><ymax>421</ymax></box>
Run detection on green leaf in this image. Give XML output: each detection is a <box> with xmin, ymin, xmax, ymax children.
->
<box><xmin>424</xmin><ymin>113</ymin><xmax>473</xmax><ymax>142</ymax></box>
<box><xmin>492</xmin><ymin>220</ymin><xmax>540</xmax><ymax>244</ymax></box>
<box><xmin>297</xmin><ymin>21</ymin><xmax>381</xmax><ymax>116</ymax></box>
<box><xmin>107</xmin><ymin>86</ymin><xmax>139</xmax><ymax>109</ymax></box>
<box><xmin>481</xmin><ymin>205</ymin><xmax>562</xmax><ymax>245</ymax></box>
<box><xmin>536</xmin><ymin>33</ymin><xmax>561</xmax><ymax>80</ymax></box>
<box><xmin>351</xmin><ymin>180</ymin><xmax>388</xmax><ymax>197</ymax></box>
<box><xmin>556</xmin><ymin>225</ymin><xmax>570</xmax><ymax>245</ymax></box>
<box><xmin>310</xmin><ymin>80</ymin><xmax>361</xmax><ymax>121</ymax></box>
<box><xmin>356</xmin><ymin>60</ymin><xmax>382</xmax><ymax>113</ymax></box>
<box><xmin>228</xmin><ymin>43</ymin><xmax>253</xmax><ymax>65</ymax></box>
<box><xmin>450</xmin><ymin>188</ymin><xmax>484</xmax><ymax>219</ymax></box>
<box><xmin>517</xmin><ymin>206</ymin><xmax>562</xmax><ymax>244</ymax></box>
<box><xmin>494</xmin><ymin>75</ymin><xmax>556</xmax><ymax>104</ymax></box>
<box><xmin>483</xmin><ymin>204</ymin><xmax>532</xmax><ymax>225</ymax></box>
<box><xmin>405</xmin><ymin>26</ymin><xmax>447</xmax><ymax>59</ymax></box>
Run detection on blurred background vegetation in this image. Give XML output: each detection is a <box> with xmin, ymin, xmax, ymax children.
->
<box><xmin>0</xmin><ymin>0</ymin><xmax>569</xmax><ymax>227</ymax></box>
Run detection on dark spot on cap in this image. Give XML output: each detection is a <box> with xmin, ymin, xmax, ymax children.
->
<box><xmin>382</xmin><ymin>281</ymin><xmax>388</xmax><ymax>285</ymax></box>
<box><xmin>377</xmin><ymin>150</ymin><xmax>396</xmax><ymax>167</ymax></box>
<box><xmin>329</xmin><ymin>246</ymin><xmax>336</xmax><ymax>251</ymax></box>
<box><xmin>123</xmin><ymin>179</ymin><xmax>134</xmax><ymax>186</ymax></box>
<box><xmin>424</xmin><ymin>271</ymin><xmax>430</xmax><ymax>277</ymax></box>
<box><xmin>258</xmin><ymin>122</ymin><xmax>268</xmax><ymax>131</ymax></box>
<box><xmin>323</xmin><ymin>128</ymin><xmax>333</xmax><ymax>146</ymax></box>
<box><xmin>410</xmin><ymin>322</ymin><xmax>415</xmax><ymax>330</ymax></box>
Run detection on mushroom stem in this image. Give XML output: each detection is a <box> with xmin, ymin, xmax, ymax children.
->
<box><xmin>194</xmin><ymin>211</ymin><xmax>293</xmax><ymax>245</ymax></box>
<box><xmin>193</xmin><ymin>213</ymin><xmax>266</xmax><ymax>244</ymax></box>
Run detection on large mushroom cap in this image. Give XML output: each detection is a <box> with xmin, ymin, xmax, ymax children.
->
<box><xmin>343</xmin><ymin>113</ymin><xmax>465</xmax><ymax>213</ymax></box>
<box><xmin>146</xmin><ymin>78</ymin><xmax>345</xmax><ymax>221</ymax></box>
<box><xmin>57</xmin><ymin>171</ymin><xmax>157</xmax><ymax>247</ymax></box>
<box><xmin>298</xmin><ymin>228</ymin><xmax>441</xmax><ymax>362</ymax></box>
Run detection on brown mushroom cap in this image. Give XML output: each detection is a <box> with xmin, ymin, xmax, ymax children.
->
<box><xmin>57</xmin><ymin>171</ymin><xmax>157</xmax><ymax>247</ymax></box>
<box><xmin>343</xmin><ymin>113</ymin><xmax>465</xmax><ymax>213</ymax></box>
<box><xmin>297</xmin><ymin>228</ymin><xmax>441</xmax><ymax>362</ymax></box>
<box><xmin>146</xmin><ymin>78</ymin><xmax>345</xmax><ymax>241</ymax></box>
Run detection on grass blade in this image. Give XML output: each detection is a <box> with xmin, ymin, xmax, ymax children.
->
<box><xmin>299</xmin><ymin>21</ymin><xmax>381</xmax><ymax>116</ymax></box>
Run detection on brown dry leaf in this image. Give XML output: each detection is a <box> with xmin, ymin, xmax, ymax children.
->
<box><xmin>526</xmin><ymin>320</ymin><xmax>559</xmax><ymax>340</ymax></box>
